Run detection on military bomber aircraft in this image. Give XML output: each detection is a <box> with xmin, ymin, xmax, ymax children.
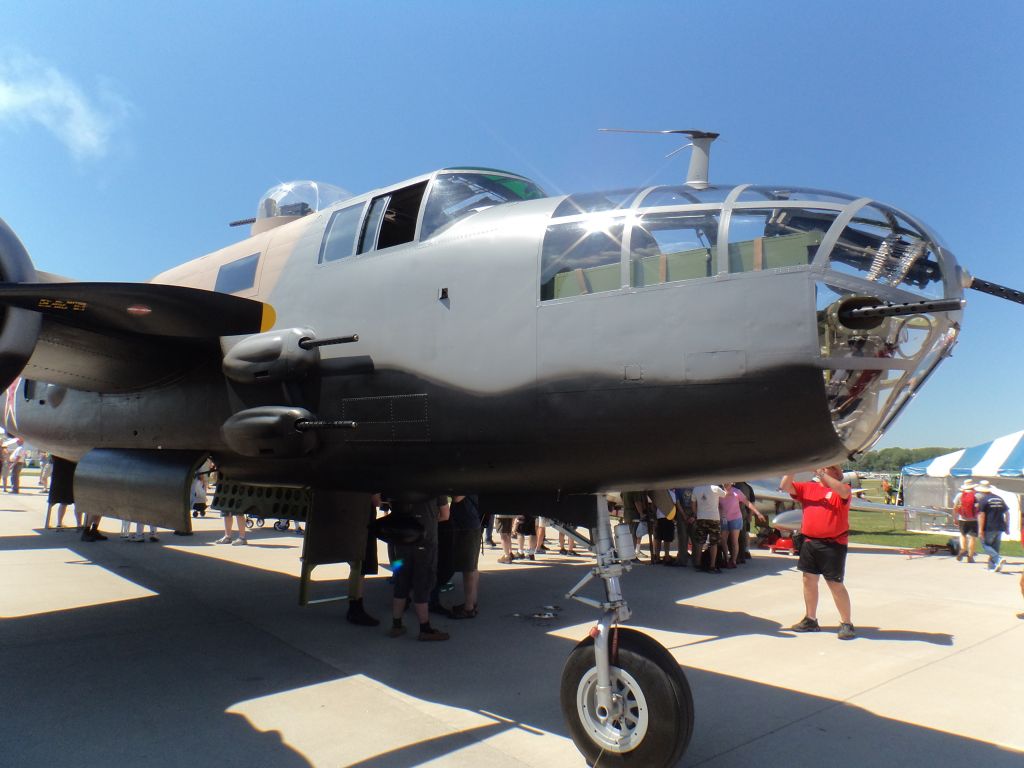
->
<box><xmin>0</xmin><ymin>131</ymin><xmax>1018</xmax><ymax>766</ymax></box>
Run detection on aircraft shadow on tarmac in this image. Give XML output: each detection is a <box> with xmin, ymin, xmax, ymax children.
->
<box><xmin>0</xmin><ymin>529</ymin><xmax>1016</xmax><ymax>767</ymax></box>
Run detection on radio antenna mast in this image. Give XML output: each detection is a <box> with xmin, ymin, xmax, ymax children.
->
<box><xmin>599</xmin><ymin>129</ymin><xmax>720</xmax><ymax>189</ymax></box>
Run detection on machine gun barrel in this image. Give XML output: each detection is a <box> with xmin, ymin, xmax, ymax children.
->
<box><xmin>969</xmin><ymin>277</ymin><xmax>1024</xmax><ymax>305</ymax></box>
<box><xmin>838</xmin><ymin>297</ymin><xmax>963</xmax><ymax>323</ymax></box>
<box><xmin>298</xmin><ymin>334</ymin><xmax>359</xmax><ymax>350</ymax></box>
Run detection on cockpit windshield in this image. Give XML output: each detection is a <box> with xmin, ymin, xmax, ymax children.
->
<box><xmin>420</xmin><ymin>171</ymin><xmax>545</xmax><ymax>240</ymax></box>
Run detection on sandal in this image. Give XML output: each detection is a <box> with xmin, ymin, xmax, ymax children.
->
<box><xmin>450</xmin><ymin>604</ymin><xmax>478</xmax><ymax>619</ymax></box>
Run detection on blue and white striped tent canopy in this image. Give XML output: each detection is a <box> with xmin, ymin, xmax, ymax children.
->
<box><xmin>903</xmin><ymin>430</ymin><xmax>1024</xmax><ymax>478</ymax></box>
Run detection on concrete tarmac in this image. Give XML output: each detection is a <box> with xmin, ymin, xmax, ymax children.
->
<box><xmin>1</xmin><ymin>491</ymin><xmax>1022</xmax><ymax>767</ymax></box>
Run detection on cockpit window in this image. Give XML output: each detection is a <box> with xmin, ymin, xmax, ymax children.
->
<box><xmin>420</xmin><ymin>172</ymin><xmax>545</xmax><ymax>240</ymax></box>
<box><xmin>358</xmin><ymin>181</ymin><xmax>428</xmax><ymax>253</ymax></box>
<box><xmin>319</xmin><ymin>202</ymin><xmax>365</xmax><ymax>263</ymax></box>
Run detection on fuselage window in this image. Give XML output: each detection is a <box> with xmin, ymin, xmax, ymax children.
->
<box><xmin>541</xmin><ymin>219</ymin><xmax>624</xmax><ymax>300</ymax></box>
<box><xmin>214</xmin><ymin>252</ymin><xmax>260</xmax><ymax>294</ymax></box>
<box><xmin>357</xmin><ymin>181</ymin><xmax>428</xmax><ymax>254</ymax></box>
<box><xmin>630</xmin><ymin>212</ymin><xmax>717</xmax><ymax>287</ymax></box>
<box><xmin>319</xmin><ymin>203</ymin><xmax>365</xmax><ymax>263</ymax></box>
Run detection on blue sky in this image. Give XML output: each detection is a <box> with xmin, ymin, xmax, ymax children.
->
<box><xmin>1</xmin><ymin>0</ymin><xmax>1022</xmax><ymax>450</ymax></box>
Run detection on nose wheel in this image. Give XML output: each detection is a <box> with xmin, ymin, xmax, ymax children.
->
<box><xmin>561</xmin><ymin>627</ymin><xmax>693</xmax><ymax>767</ymax></box>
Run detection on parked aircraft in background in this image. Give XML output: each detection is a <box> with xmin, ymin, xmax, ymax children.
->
<box><xmin>0</xmin><ymin>131</ymin><xmax>1019</xmax><ymax>766</ymax></box>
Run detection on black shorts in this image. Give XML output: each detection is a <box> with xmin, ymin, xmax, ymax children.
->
<box><xmin>958</xmin><ymin>519</ymin><xmax>979</xmax><ymax>536</ymax></box>
<box><xmin>392</xmin><ymin>540</ymin><xmax>438</xmax><ymax>603</ymax></box>
<box><xmin>451</xmin><ymin>529</ymin><xmax>482</xmax><ymax>572</ymax></box>
<box><xmin>798</xmin><ymin>538</ymin><xmax>848</xmax><ymax>583</ymax></box>
<box><xmin>655</xmin><ymin>517</ymin><xmax>675</xmax><ymax>541</ymax></box>
<box><xmin>516</xmin><ymin>515</ymin><xmax>536</xmax><ymax>536</ymax></box>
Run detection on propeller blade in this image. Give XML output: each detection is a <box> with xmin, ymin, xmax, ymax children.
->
<box><xmin>968</xmin><ymin>276</ymin><xmax>1024</xmax><ymax>305</ymax></box>
<box><xmin>0</xmin><ymin>282</ymin><xmax>276</xmax><ymax>338</ymax></box>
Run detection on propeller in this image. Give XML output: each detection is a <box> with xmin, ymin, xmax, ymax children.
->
<box><xmin>0</xmin><ymin>282</ymin><xmax>276</xmax><ymax>338</ymax></box>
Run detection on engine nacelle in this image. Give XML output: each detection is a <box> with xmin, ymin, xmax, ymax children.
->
<box><xmin>0</xmin><ymin>218</ymin><xmax>42</xmax><ymax>392</ymax></box>
<box><xmin>75</xmin><ymin>449</ymin><xmax>207</xmax><ymax>531</ymax></box>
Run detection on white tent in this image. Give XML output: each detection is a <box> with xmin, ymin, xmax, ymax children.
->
<box><xmin>901</xmin><ymin>431</ymin><xmax>1024</xmax><ymax>542</ymax></box>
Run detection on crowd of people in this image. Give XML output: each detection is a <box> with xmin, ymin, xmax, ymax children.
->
<box><xmin>952</xmin><ymin>479</ymin><xmax>1011</xmax><ymax>572</ymax></box>
<box><xmin>359</xmin><ymin>472</ymin><xmax>864</xmax><ymax>642</ymax></box>
<box><xmin>30</xmin><ymin>452</ymin><xmax>856</xmax><ymax>641</ymax></box>
<box><xmin>27</xmin><ymin>452</ymin><xmax>1022</xmax><ymax>634</ymax></box>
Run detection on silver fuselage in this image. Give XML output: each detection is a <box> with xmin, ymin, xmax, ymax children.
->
<box><xmin>10</xmin><ymin>172</ymin><xmax>962</xmax><ymax>495</ymax></box>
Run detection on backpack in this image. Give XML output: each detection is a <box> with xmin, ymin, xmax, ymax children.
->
<box><xmin>957</xmin><ymin>490</ymin><xmax>977</xmax><ymax>519</ymax></box>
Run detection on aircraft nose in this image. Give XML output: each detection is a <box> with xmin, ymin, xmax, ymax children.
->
<box><xmin>809</xmin><ymin>199</ymin><xmax>962</xmax><ymax>454</ymax></box>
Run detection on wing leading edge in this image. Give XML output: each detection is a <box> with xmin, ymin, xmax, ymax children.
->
<box><xmin>0</xmin><ymin>282</ymin><xmax>275</xmax><ymax>338</ymax></box>
<box><xmin>0</xmin><ymin>282</ymin><xmax>276</xmax><ymax>393</ymax></box>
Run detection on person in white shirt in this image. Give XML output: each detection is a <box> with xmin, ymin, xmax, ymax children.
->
<box><xmin>8</xmin><ymin>439</ymin><xmax>26</xmax><ymax>494</ymax></box>
<box><xmin>691</xmin><ymin>484</ymin><xmax>727</xmax><ymax>573</ymax></box>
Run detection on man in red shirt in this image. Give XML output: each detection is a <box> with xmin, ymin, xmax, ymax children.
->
<box><xmin>781</xmin><ymin>465</ymin><xmax>855</xmax><ymax>640</ymax></box>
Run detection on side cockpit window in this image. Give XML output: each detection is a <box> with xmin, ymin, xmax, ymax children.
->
<box><xmin>215</xmin><ymin>253</ymin><xmax>259</xmax><ymax>294</ymax></box>
<box><xmin>319</xmin><ymin>203</ymin><xmax>365</xmax><ymax>263</ymax></box>
<box><xmin>358</xmin><ymin>181</ymin><xmax>428</xmax><ymax>254</ymax></box>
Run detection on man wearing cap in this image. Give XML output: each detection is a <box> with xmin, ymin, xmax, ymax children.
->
<box><xmin>975</xmin><ymin>481</ymin><xmax>1010</xmax><ymax>572</ymax></box>
<box><xmin>781</xmin><ymin>465</ymin><xmax>855</xmax><ymax>640</ymax></box>
<box><xmin>952</xmin><ymin>480</ymin><xmax>979</xmax><ymax>563</ymax></box>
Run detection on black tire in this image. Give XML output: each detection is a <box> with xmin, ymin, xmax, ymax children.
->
<box><xmin>245</xmin><ymin>517</ymin><xmax>254</xmax><ymax>530</ymax></box>
<box><xmin>560</xmin><ymin>627</ymin><xmax>693</xmax><ymax>767</ymax></box>
<box><xmin>274</xmin><ymin>520</ymin><xmax>289</xmax><ymax>531</ymax></box>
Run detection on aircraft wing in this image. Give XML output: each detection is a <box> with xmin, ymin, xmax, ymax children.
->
<box><xmin>748</xmin><ymin>479</ymin><xmax>954</xmax><ymax>533</ymax></box>
<box><xmin>0</xmin><ymin>281</ymin><xmax>275</xmax><ymax>338</ymax></box>
<box><xmin>0</xmin><ymin>282</ymin><xmax>275</xmax><ymax>393</ymax></box>
<box><xmin>749</xmin><ymin>480</ymin><xmax>897</xmax><ymax>514</ymax></box>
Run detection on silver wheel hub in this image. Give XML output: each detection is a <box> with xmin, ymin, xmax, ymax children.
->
<box><xmin>575</xmin><ymin>665</ymin><xmax>649</xmax><ymax>752</ymax></box>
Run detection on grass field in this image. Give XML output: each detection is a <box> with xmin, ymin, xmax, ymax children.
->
<box><xmin>849</xmin><ymin>479</ymin><xmax>1023</xmax><ymax>556</ymax></box>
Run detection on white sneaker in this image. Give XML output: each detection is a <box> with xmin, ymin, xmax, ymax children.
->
<box><xmin>215</xmin><ymin>536</ymin><xmax>233</xmax><ymax>544</ymax></box>
<box><xmin>232</xmin><ymin>538</ymin><xmax>248</xmax><ymax>546</ymax></box>
<box><xmin>994</xmin><ymin>557</ymin><xmax>1005</xmax><ymax>572</ymax></box>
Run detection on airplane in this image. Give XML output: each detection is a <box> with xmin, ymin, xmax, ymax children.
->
<box><xmin>745</xmin><ymin>476</ymin><xmax>956</xmax><ymax>539</ymax></box>
<box><xmin>1</xmin><ymin>129</ymin><xmax>1022</xmax><ymax>767</ymax></box>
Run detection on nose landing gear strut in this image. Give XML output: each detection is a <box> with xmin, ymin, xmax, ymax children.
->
<box><xmin>553</xmin><ymin>500</ymin><xmax>694</xmax><ymax>767</ymax></box>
